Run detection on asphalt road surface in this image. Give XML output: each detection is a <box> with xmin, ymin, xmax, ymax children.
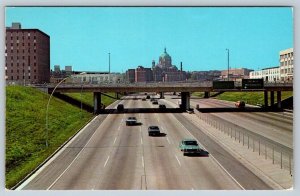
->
<box><xmin>18</xmin><ymin>93</ymin><xmax>281</xmax><ymax>190</ymax></box>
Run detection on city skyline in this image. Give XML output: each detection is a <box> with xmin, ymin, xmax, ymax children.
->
<box><xmin>5</xmin><ymin>7</ymin><xmax>293</xmax><ymax>73</ymax></box>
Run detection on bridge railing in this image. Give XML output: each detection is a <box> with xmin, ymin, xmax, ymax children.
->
<box><xmin>41</xmin><ymin>80</ymin><xmax>293</xmax><ymax>89</ymax></box>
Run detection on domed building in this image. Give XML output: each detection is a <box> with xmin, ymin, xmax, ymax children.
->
<box><xmin>158</xmin><ymin>48</ymin><xmax>172</xmax><ymax>68</ymax></box>
<box><xmin>152</xmin><ymin>48</ymin><xmax>186</xmax><ymax>82</ymax></box>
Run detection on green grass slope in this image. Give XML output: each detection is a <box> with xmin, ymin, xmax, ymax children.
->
<box><xmin>64</xmin><ymin>92</ymin><xmax>119</xmax><ymax>107</ymax></box>
<box><xmin>6</xmin><ymin>86</ymin><xmax>93</xmax><ymax>188</ymax></box>
<box><xmin>193</xmin><ymin>91</ymin><xmax>293</xmax><ymax>106</ymax></box>
<box><xmin>215</xmin><ymin>91</ymin><xmax>293</xmax><ymax>106</ymax></box>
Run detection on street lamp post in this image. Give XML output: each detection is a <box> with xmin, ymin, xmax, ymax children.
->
<box><xmin>226</xmin><ymin>48</ymin><xmax>230</xmax><ymax>81</ymax></box>
<box><xmin>45</xmin><ymin>72</ymin><xmax>86</xmax><ymax>147</ymax></box>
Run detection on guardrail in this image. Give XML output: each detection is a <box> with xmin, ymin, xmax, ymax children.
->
<box><xmin>195</xmin><ymin>111</ymin><xmax>293</xmax><ymax>175</ymax></box>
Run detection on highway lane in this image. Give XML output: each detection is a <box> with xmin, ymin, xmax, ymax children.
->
<box><xmin>137</xmin><ymin>96</ymin><xmax>242</xmax><ymax>189</ymax></box>
<box><xmin>19</xmin><ymin>94</ymin><xmax>273</xmax><ymax>190</ymax></box>
<box><xmin>165</xmin><ymin>95</ymin><xmax>293</xmax><ymax>148</ymax></box>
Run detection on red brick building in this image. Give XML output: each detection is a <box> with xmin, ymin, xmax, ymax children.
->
<box><xmin>5</xmin><ymin>23</ymin><xmax>50</xmax><ymax>84</ymax></box>
<box><xmin>135</xmin><ymin>66</ymin><xmax>153</xmax><ymax>82</ymax></box>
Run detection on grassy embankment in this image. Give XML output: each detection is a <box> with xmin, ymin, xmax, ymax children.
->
<box><xmin>64</xmin><ymin>92</ymin><xmax>118</xmax><ymax>107</ymax></box>
<box><xmin>193</xmin><ymin>91</ymin><xmax>293</xmax><ymax>106</ymax></box>
<box><xmin>6</xmin><ymin>86</ymin><xmax>117</xmax><ymax>189</ymax></box>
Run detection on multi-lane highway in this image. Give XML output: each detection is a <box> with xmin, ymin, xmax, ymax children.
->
<box><xmin>17</xmin><ymin>93</ymin><xmax>293</xmax><ymax>190</ymax></box>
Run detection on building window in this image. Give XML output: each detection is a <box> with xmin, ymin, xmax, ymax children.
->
<box><xmin>34</xmin><ymin>76</ymin><xmax>36</xmax><ymax>79</ymax></box>
<box><xmin>34</xmin><ymin>69</ymin><xmax>36</xmax><ymax>73</ymax></box>
<box><xmin>17</xmin><ymin>70</ymin><xmax>19</xmax><ymax>73</ymax></box>
<box><xmin>11</xmin><ymin>70</ymin><xmax>13</xmax><ymax>73</ymax></box>
<box><xmin>11</xmin><ymin>76</ymin><xmax>13</xmax><ymax>80</ymax></box>
<box><xmin>17</xmin><ymin>76</ymin><xmax>19</xmax><ymax>79</ymax></box>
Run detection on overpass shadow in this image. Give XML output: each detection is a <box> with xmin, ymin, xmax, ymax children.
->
<box><xmin>197</xmin><ymin>107</ymin><xmax>282</xmax><ymax>113</ymax></box>
<box><xmin>184</xmin><ymin>150</ymin><xmax>210</xmax><ymax>157</ymax></box>
<box><xmin>99</xmin><ymin>108</ymin><xmax>184</xmax><ymax>114</ymax></box>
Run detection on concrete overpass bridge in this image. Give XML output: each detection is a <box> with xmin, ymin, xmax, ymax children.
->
<box><xmin>43</xmin><ymin>82</ymin><xmax>293</xmax><ymax>114</ymax></box>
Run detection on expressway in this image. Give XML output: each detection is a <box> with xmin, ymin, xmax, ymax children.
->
<box><xmin>164</xmin><ymin>95</ymin><xmax>292</xmax><ymax>149</ymax></box>
<box><xmin>18</xmin><ymin>93</ymin><xmax>280</xmax><ymax>190</ymax></box>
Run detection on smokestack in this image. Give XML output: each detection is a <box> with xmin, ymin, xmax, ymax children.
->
<box><xmin>180</xmin><ymin>62</ymin><xmax>182</xmax><ymax>72</ymax></box>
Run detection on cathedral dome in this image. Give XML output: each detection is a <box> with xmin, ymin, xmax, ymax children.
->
<box><xmin>160</xmin><ymin>48</ymin><xmax>171</xmax><ymax>60</ymax></box>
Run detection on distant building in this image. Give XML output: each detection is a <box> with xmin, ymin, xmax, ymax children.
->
<box><xmin>50</xmin><ymin>65</ymin><xmax>73</xmax><ymax>83</ymax></box>
<box><xmin>249</xmin><ymin>48</ymin><xmax>293</xmax><ymax>82</ymax></box>
<box><xmin>126</xmin><ymin>69</ymin><xmax>135</xmax><ymax>83</ymax></box>
<box><xmin>71</xmin><ymin>72</ymin><xmax>123</xmax><ymax>84</ymax></box>
<box><xmin>5</xmin><ymin>22</ymin><xmax>50</xmax><ymax>84</ymax></box>
<box><xmin>135</xmin><ymin>66</ymin><xmax>153</xmax><ymax>82</ymax></box>
<box><xmin>249</xmin><ymin>66</ymin><xmax>280</xmax><ymax>82</ymax></box>
<box><xmin>152</xmin><ymin>48</ymin><xmax>187</xmax><ymax>82</ymax></box>
<box><xmin>190</xmin><ymin>70</ymin><xmax>221</xmax><ymax>81</ymax></box>
<box><xmin>220</xmin><ymin>68</ymin><xmax>253</xmax><ymax>81</ymax></box>
<box><xmin>279</xmin><ymin>48</ymin><xmax>293</xmax><ymax>82</ymax></box>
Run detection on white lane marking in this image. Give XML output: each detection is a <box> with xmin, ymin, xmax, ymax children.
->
<box><xmin>173</xmin><ymin>115</ymin><xmax>245</xmax><ymax>190</ymax></box>
<box><xmin>16</xmin><ymin>114</ymin><xmax>100</xmax><ymax>190</ymax></box>
<box><xmin>113</xmin><ymin>137</ymin><xmax>117</xmax><ymax>145</ymax></box>
<box><xmin>175</xmin><ymin>155</ymin><xmax>181</xmax><ymax>166</ymax></box>
<box><xmin>46</xmin><ymin>118</ymin><xmax>106</xmax><ymax>190</ymax></box>
<box><xmin>104</xmin><ymin>156</ymin><xmax>110</xmax><ymax>167</ymax></box>
<box><xmin>142</xmin><ymin>156</ymin><xmax>144</xmax><ymax>168</ymax></box>
<box><xmin>141</xmin><ymin>137</ymin><xmax>143</xmax><ymax>145</ymax></box>
<box><xmin>166</xmin><ymin>137</ymin><xmax>171</xmax><ymax>144</ymax></box>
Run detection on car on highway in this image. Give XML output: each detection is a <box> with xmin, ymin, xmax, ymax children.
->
<box><xmin>146</xmin><ymin>95</ymin><xmax>151</xmax><ymax>99</ymax></box>
<box><xmin>142</xmin><ymin>98</ymin><xmax>146</xmax><ymax>101</ymax></box>
<box><xmin>179</xmin><ymin>139</ymin><xmax>203</xmax><ymax>156</ymax></box>
<box><xmin>117</xmin><ymin>104</ymin><xmax>124</xmax><ymax>111</ymax></box>
<box><xmin>148</xmin><ymin>126</ymin><xmax>160</xmax><ymax>136</ymax></box>
<box><xmin>159</xmin><ymin>104</ymin><xmax>166</xmax><ymax>110</ymax></box>
<box><xmin>152</xmin><ymin>100</ymin><xmax>158</xmax><ymax>104</ymax></box>
<box><xmin>126</xmin><ymin>117</ymin><xmax>137</xmax><ymax>126</ymax></box>
<box><xmin>235</xmin><ymin>100</ymin><xmax>245</xmax><ymax>108</ymax></box>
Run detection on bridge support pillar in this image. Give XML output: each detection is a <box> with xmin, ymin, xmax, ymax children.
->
<box><xmin>181</xmin><ymin>92</ymin><xmax>190</xmax><ymax>110</ymax></box>
<box><xmin>160</xmin><ymin>92</ymin><xmax>164</xmax><ymax>99</ymax></box>
<box><xmin>264</xmin><ymin>91</ymin><xmax>268</xmax><ymax>108</ymax></box>
<box><xmin>270</xmin><ymin>91</ymin><xmax>275</xmax><ymax>107</ymax></box>
<box><xmin>204</xmin><ymin>91</ymin><xmax>210</xmax><ymax>98</ymax></box>
<box><xmin>277</xmin><ymin>91</ymin><xmax>282</xmax><ymax>109</ymax></box>
<box><xmin>93</xmin><ymin>92</ymin><xmax>102</xmax><ymax>114</ymax></box>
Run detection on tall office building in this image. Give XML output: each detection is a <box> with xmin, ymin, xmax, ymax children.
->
<box><xmin>279</xmin><ymin>48</ymin><xmax>293</xmax><ymax>82</ymax></box>
<box><xmin>5</xmin><ymin>22</ymin><xmax>50</xmax><ymax>84</ymax></box>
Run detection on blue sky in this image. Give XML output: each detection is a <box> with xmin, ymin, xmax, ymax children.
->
<box><xmin>5</xmin><ymin>7</ymin><xmax>293</xmax><ymax>72</ymax></box>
